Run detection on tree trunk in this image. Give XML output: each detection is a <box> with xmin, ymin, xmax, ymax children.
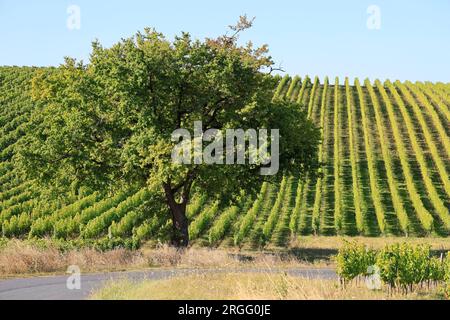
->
<box><xmin>164</xmin><ymin>184</ymin><xmax>189</xmax><ymax>247</ymax></box>
<box><xmin>170</xmin><ymin>202</ymin><xmax>189</xmax><ymax>247</ymax></box>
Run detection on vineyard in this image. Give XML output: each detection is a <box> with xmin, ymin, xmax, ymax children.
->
<box><xmin>336</xmin><ymin>242</ymin><xmax>450</xmax><ymax>295</ymax></box>
<box><xmin>0</xmin><ymin>67</ymin><xmax>449</xmax><ymax>249</ymax></box>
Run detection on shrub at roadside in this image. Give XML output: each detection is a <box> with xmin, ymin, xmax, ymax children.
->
<box><xmin>337</xmin><ymin>242</ymin><xmax>448</xmax><ymax>295</ymax></box>
<box><xmin>336</xmin><ymin>241</ymin><xmax>377</xmax><ymax>285</ymax></box>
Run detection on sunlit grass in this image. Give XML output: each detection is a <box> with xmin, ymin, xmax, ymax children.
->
<box><xmin>90</xmin><ymin>272</ymin><xmax>444</xmax><ymax>300</ymax></box>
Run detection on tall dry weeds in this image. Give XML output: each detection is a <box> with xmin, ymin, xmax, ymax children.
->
<box><xmin>0</xmin><ymin>241</ymin><xmax>323</xmax><ymax>276</ymax></box>
<box><xmin>0</xmin><ymin>240</ymin><xmax>145</xmax><ymax>275</ymax></box>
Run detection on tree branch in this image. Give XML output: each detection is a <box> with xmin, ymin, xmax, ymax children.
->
<box><xmin>268</xmin><ymin>66</ymin><xmax>285</xmax><ymax>75</ymax></box>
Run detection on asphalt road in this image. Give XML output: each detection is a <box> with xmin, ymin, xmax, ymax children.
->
<box><xmin>0</xmin><ymin>268</ymin><xmax>337</xmax><ymax>300</ymax></box>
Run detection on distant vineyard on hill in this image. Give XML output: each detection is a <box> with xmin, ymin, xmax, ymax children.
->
<box><xmin>0</xmin><ymin>67</ymin><xmax>449</xmax><ymax>248</ymax></box>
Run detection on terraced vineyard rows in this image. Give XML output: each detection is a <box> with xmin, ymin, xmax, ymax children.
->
<box><xmin>0</xmin><ymin>67</ymin><xmax>449</xmax><ymax>248</ymax></box>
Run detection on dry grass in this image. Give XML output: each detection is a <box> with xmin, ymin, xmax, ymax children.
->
<box><xmin>0</xmin><ymin>241</ymin><xmax>326</xmax><ymax>277</ymax></box>
<box><xmin>0</xmin><ymin>240</ymin><xmax>146</xmax><ymax>276</ymax></box>
<box><xmin>2</xmin><ymin>236</ymin><xmax>447</xmax><ymax>278</ymax></box>
<box><xmin>90</xmin><ymin>272</ymin><xmax>443</xmax><ymax>300</ymax></box>
<box><xmin>0</xmin><ymin>242</ymin><xmax>64</xmax><ymax>274</ymax></box>
<box><xmin>142</xmin><ymin>245</ymin><xmax>326</xmax><ymax>269</ymax></box>
<box><xmin>288</xmin><ymin>236</ymin><xmax>450</xmax><ymax>251</ymax></box>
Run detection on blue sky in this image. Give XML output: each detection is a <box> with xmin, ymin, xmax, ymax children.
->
<box><xmin>1</xmin><ymin>0</ymin><xmax>449</xmax><ymax>82</ymax></box>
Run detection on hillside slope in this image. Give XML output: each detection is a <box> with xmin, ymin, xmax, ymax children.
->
<box><xmin>0</xmin><ymin>67</ymin><xmax>449</xmax><ymax>248</ymax></box>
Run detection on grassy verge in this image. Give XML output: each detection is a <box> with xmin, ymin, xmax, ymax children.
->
<box><xmin>1</xmin><ymin>236</ymin><xmax>449</xmax><ymax>279</ymax></box>
<box><xmin>0</xmin><ymin>239</ymin><xmax>329</xmax><ymax>278</ymax></box>
<box><xmin>0</xmin><ymin>239</ymin><xmax>145</xmax><ymax>278</ymax></box>
<box><xmin>288</xmin><ymin>236</ymin><xmax>450</xmax><ymax>250</ymax></box>
<box><xmin>90</xmin><ymin>272</ymin><xmax>444</xmax><ymax>300</ymax></box>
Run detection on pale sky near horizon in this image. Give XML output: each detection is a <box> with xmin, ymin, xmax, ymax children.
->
<box><xmin>1</xmin><ymin>0</ymin><xmax>449</xmax><ymax>83</ymax></box>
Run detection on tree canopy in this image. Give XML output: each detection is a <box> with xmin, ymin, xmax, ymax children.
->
<box><xmin>14</xmin><ymin>17</ymin><xmax>320</xmax><ymax>246</ymax></box>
